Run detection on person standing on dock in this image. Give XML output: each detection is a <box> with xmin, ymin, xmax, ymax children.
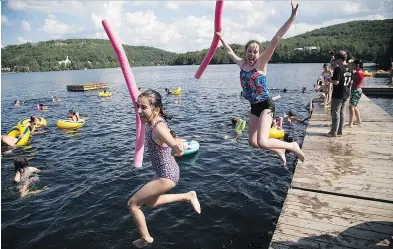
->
<box><xmin>327</xmin><ymin>51</ymin><xmax>351</xmax><ymax>137</ymax></box>
<box><xmin>346</xmin><ymin>59</ymin><xmax>364</xmax><ymax>127</ymax></box>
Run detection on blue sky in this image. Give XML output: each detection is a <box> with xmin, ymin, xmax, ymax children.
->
<box><xmin>1</xmin><ymin>0</ymin><xmax>392</xmax><ymax>53</ymax></box>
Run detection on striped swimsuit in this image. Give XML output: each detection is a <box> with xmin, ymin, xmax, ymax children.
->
<box><xmin>146</xmin><ymin>119</ymin><xmax>180</xmax><ymax>184</ymax></box>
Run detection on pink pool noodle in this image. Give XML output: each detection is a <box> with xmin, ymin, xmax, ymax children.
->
<box><xmin>102</xmin><ymin>20</ymin><xmax>144</xmax><ymax>168</ymax></box>
<box><xmin>194</xmin><ymin>0</ymin><xmax>223</xmax><ymax>79</ymax></box>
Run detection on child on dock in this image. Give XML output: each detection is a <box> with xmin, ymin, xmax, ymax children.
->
<box><xmin>216</xmin><ymin>1</ymin><xmax>305</xmax><ymax>167</ymax></box>
<box><xmin>127</xmin><ymin>89</ymin><xmax>200</xmax><ymax>248</ymax></box>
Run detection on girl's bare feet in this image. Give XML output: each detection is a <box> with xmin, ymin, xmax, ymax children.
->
<box><xmin>189</xmin><ymin>191</ymin><xmax>201</xmax><ymax>214</ymax></box>
<box><xmin>133</xmin><ymin>237</ymin><xmax>154</xmax><ymax>248</ymax></box>
<box><xmin>276</xmin><ymin>149</ymin><xmax>287</xmax><ymax>168</ymax></box>
<box><xmin>291</xmin><ymin>142</ymin><xmax>305</xmax><ymax>162</ymax></box>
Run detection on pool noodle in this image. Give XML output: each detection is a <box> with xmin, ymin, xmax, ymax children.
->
<box><xmin>102</xmin><ymin>20</ymin><xmax>144</xmax><ymax>168</ymax></box>
<box><xmin>194</xmin><ymin>0</ymin><xmax>223</xmax><ymax>79</ymax></box>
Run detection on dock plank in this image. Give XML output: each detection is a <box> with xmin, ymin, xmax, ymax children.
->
<box><xmin>270</xmin><ymin>93</ymin><xmax>393</xmax><ymax>248</ymax></box>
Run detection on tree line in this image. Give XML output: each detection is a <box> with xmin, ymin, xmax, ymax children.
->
<box><xmin>2</xmin><ymin>19</ymin><xmax>392</xmax><ymax>73</ymax></box>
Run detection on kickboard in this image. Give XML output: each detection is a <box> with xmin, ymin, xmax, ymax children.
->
<box><xmin>182</xmin><ymin>140</ymin><xmax>200</xmax><ymax>156</ymax></box>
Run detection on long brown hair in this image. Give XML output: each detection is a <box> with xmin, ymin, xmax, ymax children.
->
<box><xmin>139</xmin><ymin>89</ymin><xmax>172</xmax><ymax>121</ymax></box>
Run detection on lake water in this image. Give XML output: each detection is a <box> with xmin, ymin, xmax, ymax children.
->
<box><xmin>1</xmin><ymin>64</ymin><xmax>391</xmax><ymax>249</ymax></box>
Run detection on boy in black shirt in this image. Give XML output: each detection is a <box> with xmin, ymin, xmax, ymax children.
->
<box><xmin>327</xmin><ymin>51</ymin><xmax>351</xmax><ymax>137</ymax></box>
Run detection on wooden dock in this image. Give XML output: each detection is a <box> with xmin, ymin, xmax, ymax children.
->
<box><xmin>362</xmin><ymin>86</ymin><xmax>393</xmax><ymax>96</ymax></box>
<box><xmin>269</xmin><ymin>95</ymin><xmax>393</xmax><ymax>249</ymax></box>
<box><xmin>66</xmin><ymin>83</ymin><xmax>108</xmax><ymax>91</ymax></box>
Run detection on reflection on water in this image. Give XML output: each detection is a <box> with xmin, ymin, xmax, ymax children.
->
<box><xmin>1</xmin><ymin>64</ymin><xmax>391</xmax><ymax>249</ymax></box>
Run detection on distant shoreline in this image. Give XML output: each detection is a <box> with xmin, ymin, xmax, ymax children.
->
<box><xmin>1</xmin><ymin>62</ymin><xmax>378</xmax><ymax>75</ymax></box>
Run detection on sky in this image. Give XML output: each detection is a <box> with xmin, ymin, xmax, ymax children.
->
<box><xmin>1</xmin><ymin>0</ymin><xmax>392</xmax><ymax>53</ymax></box>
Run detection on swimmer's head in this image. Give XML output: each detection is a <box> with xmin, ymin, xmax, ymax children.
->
<box><xmin>288</xmin><ymin>110</ymin><xmax>296</xmax><ymax>117</ymax></box>
<box><xmin>231</xmin><ymin>117</ymin><xmax>239</xmax><ymax>125</ymax></box>
<box><xmin>30</xmin><ymin>116</ymin><xmax>38</xmax><ymax>124</ymax></box>
<box><xmin>13</xmin><ymin>156</ymin><xmax>28</xmax><ymax>174</ymax></box>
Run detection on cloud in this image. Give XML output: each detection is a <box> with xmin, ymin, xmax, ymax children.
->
<box><xmin>165</xmin><ymin>1</ymin><xmax>180</xmax><ymax>11</ymax></box>
<box><xmin>16</xmin><ymin>37</ymin><xmax>31</xmax><ymax>44</ymax></box>
<box><xmin>90</xmin><ymin>2</ymin><xmax>125</xmax><ymax>30</ymax></box>
<box><xmin>20</xmin><ymin>20</ymin><xmax>31</xmax><ymax>32</ymax></box>
<box><xmin>130</xmin><ymin>1</ymin><xmax>159</xmax><ymax>7</ymax></box>
<box><xmin>8</xmin><ymin>0</ymin><xmax>86</xmax><ymax>15</ymax></box>
<box><xmin>1</xmin><ymin>15</ymin><xmax>8</xmax><ymax>24</ymax></box>
<box><xmin>42</xmin><ymin>15</ymin><xmax>72</xmax><ymax>35</ymax></box>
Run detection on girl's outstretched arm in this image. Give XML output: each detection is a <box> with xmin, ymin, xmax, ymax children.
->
<box><xmin>216</xmin><ymin>32</ymin><xmax>244</xmax><ymax>67</ymax></box>
<box><xmin>258</xmin><ymin>1</ymin><xmax>298</xmax><ymax>69</ymax></box>
<box><xmin>154</xmin><ymin>123</ymin><xmax>185</xmax><ymax>157</ymax></box>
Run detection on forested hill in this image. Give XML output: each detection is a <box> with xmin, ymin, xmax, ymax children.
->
<box><xmin>1</xmin><ymin>39</ymin><xmax>176</xmax><ymax>72</ymax></box>
<box><xmin>2</xmin><ymin>19</ymin><xmax>393</xmax><ymax>72</ymax></box>
<box><xmin>171</xmin><ymin>19</ymin><xmax>393</xmax><ymax>69</ymax></box>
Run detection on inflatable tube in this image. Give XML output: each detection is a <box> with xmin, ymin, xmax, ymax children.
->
<box><xmin>57</xmin><ymin>119</ymin><xmax>85</xmax><ymax>129</ymax></box>
<box><xmin>364</xmin><ymin>70</ymin><xmax>372</xmax><ymax>77</ymax></box>
<box><xmin>99</xmin><ymin>91</ymin><xmax>112</xmax><ymax>97</ymax></box>
<box><xmin>269</xmin><ymin>127</ymin><xmax>285</xmax><ymax>140</ymax></box>
<box><xmin>102</xmin><ymin>20</ymin><xmax>144</xmax><ymax>168</ymax></box>
<box><xmin>18</xmin><ymin>117</ymin><xmax>47</xmax><ymax>128</ymax></box>
<box><xmin>6</xmin><ymin>125</ymin><xmax>30</xmax><ymax>146</ymax></box>
<box><xmin>182</xmin><ymin>140</ymin><xmax>200</xmax><ymax>156</ymax></box>
<box><xmin>172</xmin><ymin>88</ymin><xmax>182</xmax><ymax>95</ymax></box>
<box><xmin>194</xmin><ymin>0</ymin><xmax>223</xmax><ymax>79</ymax></box>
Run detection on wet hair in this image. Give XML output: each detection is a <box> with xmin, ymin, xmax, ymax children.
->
<box><xmin>139</xmin><ymin>89</ymin><xmax>172</xmax><ymax>121</ymax></box>
<box><xmin>14</xmin><ymin>100</ymin><xmax>19</xmax><ymax>104</ymax></box>
<box><xmin>30</xmin><ymin>116</ymin><xmax>37</xmax><ymax>123</ymax></box>
<box><xmin>244</xmin><ymin>40</ymin><xmax>262</xmax><ymax>55</ymax></box>
<box><xmin>288</xmin><ymin>110</ymin><xmax>296</xmax><ymax>117</ymax></box>
<box><xmin>353</xmin><ymin>59</ymin><xmax>363</xmax><ymax>69</ymax></box>
<box><xmin>231</xmin><ymin>117</ymin><xmax>239</xmax><ymax>125</ymax></box>
<box><xmin>323</xmin><ymin>63</ymin><xmax>328</xmax><ymax>68</ymax></box>
<box><xmin>170</xmin><ymin>129</ymin><xmax>176</xmax><ymax>138</ymax></box>
<box><xmin>13</xmin><ymin>156</ymin><xmax>28</xmax><ymax>174</ymax></box>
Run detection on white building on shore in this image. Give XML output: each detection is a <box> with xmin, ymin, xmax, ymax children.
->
<box><xmin>59</xmin><ymin>55</ymin><xmax>71</xmax><ymax>65</ymax></box>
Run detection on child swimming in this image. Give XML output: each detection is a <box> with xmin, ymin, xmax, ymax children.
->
<box><xmin>216</xmin><ymin>1</ymin><xmax>305</xmax><ymax>166</ymax></box>
<box><xmin>13</xmin><ymin>156</ymin><xmax>43</xmax><ymax>197</ymax></box>
<box><xmin>127</xmin><ymin>89</ymin><xmax>200</xmax><ymax>248</ymax></box>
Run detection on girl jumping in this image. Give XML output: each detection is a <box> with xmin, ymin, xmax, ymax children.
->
<box><xmin>217</xmin><ymin>1</ymin><xmax>305</xmax><ymax>166</ymax></box>
<box><xmin>127</xmin><ymin>89</ymin><xmax>200</xmax><ymax>248</ymax></box>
